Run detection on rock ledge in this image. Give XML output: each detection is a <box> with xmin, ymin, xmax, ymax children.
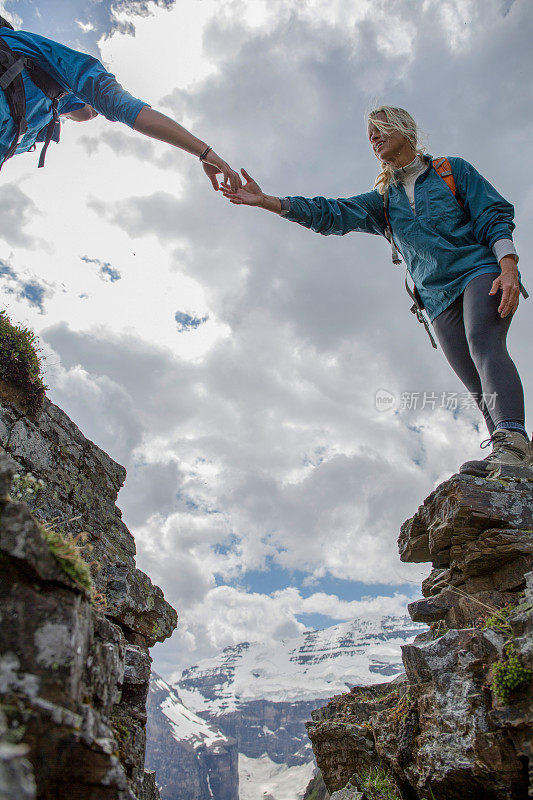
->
<box><xmin>305</xmin><ymin>471</ymin><xmax>533</xmax><ymax>800</ymax></box>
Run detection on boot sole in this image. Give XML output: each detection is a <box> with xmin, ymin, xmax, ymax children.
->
<box><xmin>459</xmin><ymin>461</ymin><xmax>533</xmax><ymax>480</ymax></box>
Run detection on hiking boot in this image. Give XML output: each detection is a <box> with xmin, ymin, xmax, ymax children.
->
<box><xmin>459</xmin><ymin>429</ymin><xmax>532</xmax><ymax>477</ymax></box>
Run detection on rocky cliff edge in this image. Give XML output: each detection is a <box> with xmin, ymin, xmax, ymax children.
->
<box><xmin>0</xmin><ymin>391</ymin><xmax>178</xmax><ymax>800</ymax></box>
<box><xmin>305</xmin><ymin>469</ymin><xmax>533</xmax><ymax>800</ymax></box>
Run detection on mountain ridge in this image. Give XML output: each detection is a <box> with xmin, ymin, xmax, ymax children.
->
<box><xmin>173</xmin><ymin>614</ymin><xmax>424</xmax><ymax>714</ymax></box>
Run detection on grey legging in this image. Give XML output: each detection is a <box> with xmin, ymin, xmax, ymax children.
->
<box><xmin>431</xmin><ymin>272</ymin><xmax>525</xmax><ymax>435</ymax></box>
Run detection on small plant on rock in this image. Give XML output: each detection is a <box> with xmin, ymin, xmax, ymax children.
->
<box><xmin>482</xmin><ymin>597</ymin><xmax>532</xmax><ymax>635</ymax></box>
<box><xmin>0</xmin><ymin>311</ymin><xmax>46</xmax><ymax>412</ymax></box>
<box><xmin>11</xmin><ymin>471</ymin><xmax>44</xmax><ymax>507</ymax></box>
<box><xmin>492</xmin><ymin>642</ymin><xmax>532</xmax><ymax>705</ymax></box>
<box><xmin>430</xmin><ymin>619</ymin><xmax>449</xmax><ymax>639</ymax></box>
<box><xmin>358</xmin><ymin>766</ymin><xmax>401</xmax><ymax>800</ymax></box>
<box><xmin>386</xmin><ymin>691</ymin><xmax>410</xmax><ymax>730</ymax></box>
<box><xmin>39</xmin><ymin>522</ymin><xmax>93</xmax><ymax>592</ymax></box>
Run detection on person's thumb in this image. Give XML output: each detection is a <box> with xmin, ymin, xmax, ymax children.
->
<box><xmin>241</xmin><ymin>168</ymin><xmax>253</xmax><ymax>182</ymax></box>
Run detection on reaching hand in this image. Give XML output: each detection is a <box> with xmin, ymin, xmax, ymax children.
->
<box><xmin>202</xmin><ymin>151</ymin><xmax>242</xmax><ymax>192</ymax></box>
<box><xmin>219</xmin><ymin>169</ymin><xmax>265</xmax><ymax>206</ymax></box>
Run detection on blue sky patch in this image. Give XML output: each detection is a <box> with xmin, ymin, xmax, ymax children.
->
<box><xmin>20</xmin><ymin>280</ymin><xmax>46</xmax><ymax>312</ymax></box>
<box><xmin>5</xmin><ymin>0</ymin><xmax>176</xmax><ymax>54</ymax></box>
<box><xmin>234</xmin><ymin>561</ymin><xmax>416</xmax><ymax>606</ymax></box>
<box><xmin>175</xmin><ymin>311</ymin><xmax>209</xmax><ymax>332</ymax></box>
<box><xmin>0</xmin><ymin>260</ymin><xmax>17</xmax><ymax>279</ymax></box>
<box><xmin>81</xmin><ymin>255</ymin><xmax>121</xmax><ymax>283</ymax></box>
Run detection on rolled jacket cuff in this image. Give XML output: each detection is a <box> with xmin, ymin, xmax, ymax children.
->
<box><xmin>279</xmin><ymin>197</ymin><xmax>291</xmax><ymax>215</ymax></box>
<box><xmin>492</xmin><ymin>238</ymin><xmax>518</xmax><ymax>265</ymax></box>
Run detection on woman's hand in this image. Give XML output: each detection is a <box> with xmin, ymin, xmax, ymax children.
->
<box><xmin>220</xmin><ymin>169</ymin><xmax>283</xmax><ymax>214</ymax></box>
<box><xmin>489</xmin><ymin>256</ymin><xmax>520</xmax><ymax>317</ymax></box>
<box><xmin>219</xmin><ymin>169</ymin><xmax>266</xmax><ymax>206</ymax></box>
<box><xmin>202</xmin><ymin>151</ymin><xmax>242</xmax><ymax>192</ymax></box>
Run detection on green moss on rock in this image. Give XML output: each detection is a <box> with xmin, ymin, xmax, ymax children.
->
<box><xmin>39</xmin><ymin>523</ymin><xmax>93</xmax><ymax>592</ymax></box>
<box><xmin>492</xmin><ymin>642</ymin><xmax>532</xmax><ymax>705</ymax></box>
<box><xmin>0</xmin><ymin>311</ymin><xmax>46</xmax><ymax>412</ymax></box>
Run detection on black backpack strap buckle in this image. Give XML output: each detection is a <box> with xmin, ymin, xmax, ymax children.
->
<box><xmin>0</xmin><ymin>54</ymin><xmax>25</xmax><ymax>90</ymax></box>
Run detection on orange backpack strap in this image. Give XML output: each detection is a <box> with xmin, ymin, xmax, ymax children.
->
<box><xmin>432</xmin><ymin>157</ymin><xmax>464</xmax><ymax>209</ymax></box>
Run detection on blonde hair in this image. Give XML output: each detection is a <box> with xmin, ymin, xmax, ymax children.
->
<box><xmin>367</xmin><ymin>106</ymin><xmax>425</xmax><ymax>195</ymax></box>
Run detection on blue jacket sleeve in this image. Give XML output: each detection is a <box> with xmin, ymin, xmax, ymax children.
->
<box><xmin>283</xmin><ymin>190</ymin><xmax>387</xmax><ymax>237</ymax></box>
<box><xmin>57</xmin><ymin>93</ymin><xmax>86</xmax><ymax>115</ymax></box>
<box><xmin>2</xmin><ymin>30</ymin><xmax>148</xmax><ymax>127</ymax></box>
<box><xmin>449</xmin><ymin>157</ymin><xmax>515</xmax><ymax>249</ymax></box>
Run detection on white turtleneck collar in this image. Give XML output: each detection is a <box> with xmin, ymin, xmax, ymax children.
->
<box><xmin>394</xmin><ymin>155</ymin><xmax>428</xmax><ymax>214</ymax></box>
<box><xmin>395</xmin><ymin>154</ymin><xmax>426</xmax><ymax>178</ymax></box>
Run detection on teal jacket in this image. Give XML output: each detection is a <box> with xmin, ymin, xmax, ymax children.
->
<box><xmin>0</xmin><ymin>28</ymin><xmax>148</xmax><ymax>165</ymax></box>
<box><xmin>283</xmin><ymin>155</ymin><xmax>519</xmax><ymax>321</ymax></box>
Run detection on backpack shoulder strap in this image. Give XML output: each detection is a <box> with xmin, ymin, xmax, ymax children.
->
<box><xmin>382</xmin><ymin>186</ymin><xmax>402</xmax><ymax>265</ymax></box>
<box><xmin>0</xmin><ymin>37</ymin><xmax>28</xmax><ymax>167</ymax></box>
<box><xmin>0</xmin><ymin>29</ymin><xmax>68</xmax><ymax>169</ymax></box>
<box><xmin>25</xmin><ymin>59</ymin><xmax>67</xmax><ymax>103</ymax></box>
<box><xmin>404</xmin><ymin>271</ymin><xmax>438</xmax><ymax>349</ymax></box>
<box><xmin>432</xmin><ymin>157</ymin><xmax>465</xmax><ymax>210</ymax></box>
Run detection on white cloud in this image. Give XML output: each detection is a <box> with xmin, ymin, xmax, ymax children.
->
<box><xmin>153</xmin><ymin>582</ymin><xmax>416</xmax><ymax>672</ymax></box>
<box><xmin>76</xmin><ymin>19</ymin><xmax>95</xmax><ymax>33</ymax></box>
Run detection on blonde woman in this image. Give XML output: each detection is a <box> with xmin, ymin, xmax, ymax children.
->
<box><xmin>220</xmin><ymin>106</ymin><xmax>531</xmax><ymax>475</ymax></box>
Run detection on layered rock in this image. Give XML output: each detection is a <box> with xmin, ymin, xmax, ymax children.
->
<box><xmin>306</xmin><ymin>470</ymin><xmax>533</xmax><ymax>800</ymax></box>
<box><xmin>0</xmin><ymin>393</ymin><xmax>178</xmax><ymax>799</ymax></box>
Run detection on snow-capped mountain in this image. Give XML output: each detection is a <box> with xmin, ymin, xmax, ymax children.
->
<box><xmin>146</xmin><ymin>614</ymin><xmax>424</xmax><ymax>800</ymax></box>
<box><xmin>175</xmin><ymin>615</ymin><xmax>423</xmax><ymax>715</ymax></box>
<box><xmin>151</xmin><ymin>675</ymin><xmax>227</xmax><ymax>749</ymax></box>
<box><xmin>145</xmin><ymin>673</ymin><xmax>239</xmax><ymax>800</ymax></box>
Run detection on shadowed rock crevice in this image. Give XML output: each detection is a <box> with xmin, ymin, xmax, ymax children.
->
<box><xmin>0</xmin><ymin>391</ymin><xmax>178</xmax><ymax>800</ymax></box>
<box><xmin>305</xmin><ymin>471</ymin><xmax>533</xmax><ymax>800</ymax></box>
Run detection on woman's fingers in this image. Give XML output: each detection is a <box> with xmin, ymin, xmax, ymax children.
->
<box><xmin>490</xmin><ymin>277</ymin><xmax>520</xmax><ymax>317</ymax></box>
<box><xmin>219</xmin><ymin>185</ymin><xmax>236</xmax><ymax>197</ymax></box>
<box><xmin>489</xmin><ymin>277</ymin><xmax>501</xmax><ymax>295</ymax></box>
<box><xmin>498</xmin><ymin>285</ymin><xmax>520</xmax><ymax>317</ymax></box>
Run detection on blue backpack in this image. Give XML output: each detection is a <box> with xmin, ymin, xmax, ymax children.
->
<box><xmin>0</xmin><ymin>16</ymin><xmax>68</xmax><ymax>169</ymax></box>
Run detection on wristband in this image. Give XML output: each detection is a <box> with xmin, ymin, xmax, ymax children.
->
<box><xmin>199</xmin><ymin>146</ymin><xmax>212</xmax><ymax>161</ymax></box>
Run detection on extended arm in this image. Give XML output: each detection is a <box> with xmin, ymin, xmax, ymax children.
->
<box><xmin>220</xmin><ymin>170</ymin><xmax>387</xmax><ymax>236</ymax></box>
<box><xmin>132</xmin><ymin>107</ymin><xmax>239</xmax><ymax>190</ymax></box>
<box><xmin>2</xmin><ymin>29</ymin><xmax>240</xmax><ymax>189</ymax></box>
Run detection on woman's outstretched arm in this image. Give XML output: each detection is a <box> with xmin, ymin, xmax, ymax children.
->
<box><xmin>220</xmin><ymin>169</ymin><xmax>387</xmax><ymax>236</ymax></box>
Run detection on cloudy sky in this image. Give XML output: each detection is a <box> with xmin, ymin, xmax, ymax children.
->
<box><xmin>1</xmin><ymin>0</ymin><xmax>531</xmax><ymax>677</ymax></box>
